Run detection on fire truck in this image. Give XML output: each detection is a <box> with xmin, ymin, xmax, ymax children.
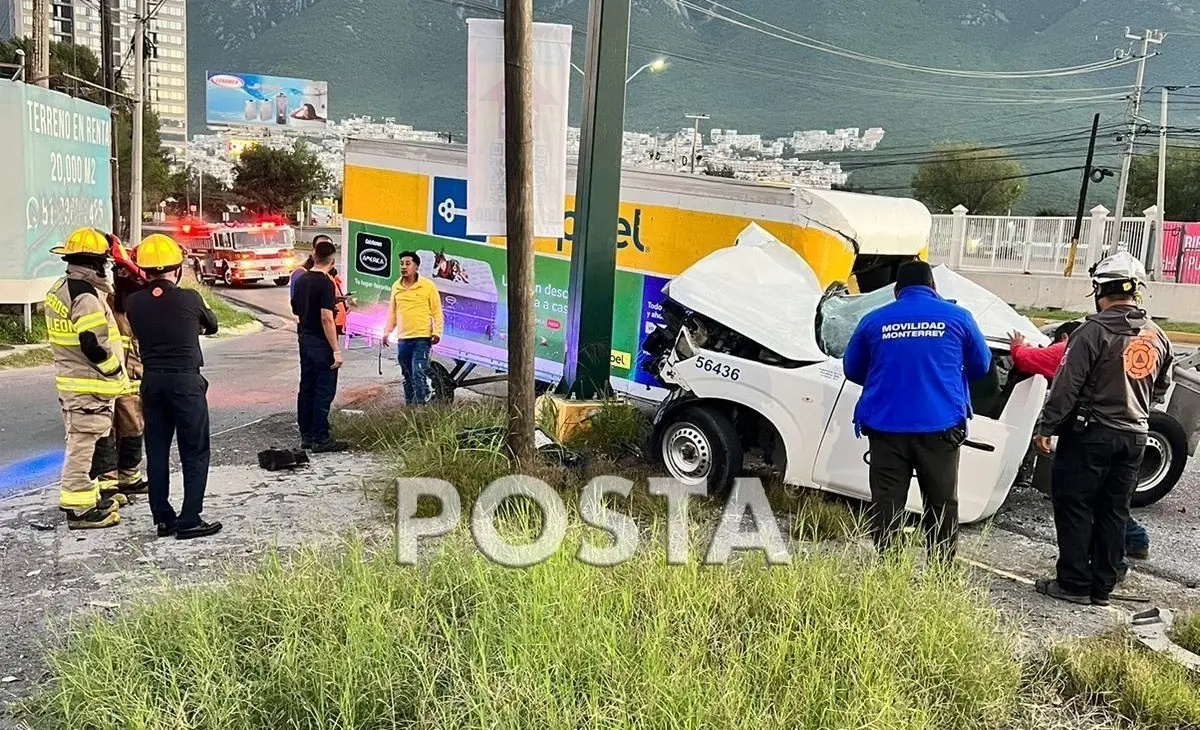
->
<box><xmin>183</xmin><ymin>217</ymin><xmax>299</xmax><ymax>287</ymax></box>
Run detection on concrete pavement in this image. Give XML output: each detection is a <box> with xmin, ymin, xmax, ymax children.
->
<box><xmin>0</xmin><ymin>282</ymin><xmax>400</xmax><ymax>498</ymax></box>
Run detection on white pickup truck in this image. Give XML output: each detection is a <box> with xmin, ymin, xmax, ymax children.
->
<box><xmin>639</xmin><ymin>223</ymin><xmax>1194</xmax><ymax>525</ymax></box>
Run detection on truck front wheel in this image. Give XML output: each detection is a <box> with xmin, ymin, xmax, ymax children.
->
<box><xmin>1133</xmin><ymin>411</ymin><xmax>1189</xmax><ymax>508</ymax></box>
<box><xmin>658</xmin><ymin>405</ymin><xmax>743</xmax><ymax>499</ymax></box>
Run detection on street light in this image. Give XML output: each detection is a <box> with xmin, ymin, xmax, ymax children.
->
<box><xmin>570</xmin><ymin>57</ymin><xmax>667</xmax><ymax>85</ymax></box>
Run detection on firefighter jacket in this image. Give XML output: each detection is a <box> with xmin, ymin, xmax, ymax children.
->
<box><xmin>45</xmin><ymin>265</ymin><xmax>128</xmax><ymax>409</ymax></box>
<box><xmin>111</xmin><ymin>308</ymin><xmax>142</xmax><ymax>395</ymax></box>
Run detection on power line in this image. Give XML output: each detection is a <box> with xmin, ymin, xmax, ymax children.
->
<box><xmin>678</xmin><ymin>0</ymin><xmax>1144</xmax><ymax>79</ymax></box>
<box><xmin>857</xmin><ymin>166</ymin><xmax>1088</xmax><ymax>193</ymax></box>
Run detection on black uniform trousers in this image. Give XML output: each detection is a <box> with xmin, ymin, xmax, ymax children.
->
<box><xmin>1051</xmin><ymin>424</ymin><xmax>1146</xmax><ymax>599</ymax></box>
<box><xmin>865</xmin><ymin>428</ymin><xmax>961</xmax><ymax>562</ymax></box>
<box><xmin>141</xmin><ymin>370</ymin><xmax>211</xmax><ymax>527</ymax></box>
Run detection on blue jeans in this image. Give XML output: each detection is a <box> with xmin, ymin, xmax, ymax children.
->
<box><xmin>1126</xmin><ymin>517</ymin><xmax>1149</xmax><ymax>550</ymax></box>
<box><xmin>298</xmin><ymin>332</ymin><xmax>339</xmax><ymax>443</ymax></box>
<box><xmin>397</xmin><ymin>338</ymin><xmax>432</xmax><ymax>405</ymax></box>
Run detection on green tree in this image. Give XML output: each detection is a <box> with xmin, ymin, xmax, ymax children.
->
<box><xmin>1128</xmin><ymin>147</ymin><xmax>1200</xmax><ymax>221</ymax></box>
<box><xmin>0</xmin><ymin>38</ymin><xmax>114</xmax><ymax>103</ymax></box>
<box><xmin>166</xmin><ymin>169</ymin><xmax>234</xmax><ymax>219</ymax></box>
<box><xmin>911</xmin><ymin>143</ymin><xmax>1026</xmax><ymax>214</ymax></box>
<box><xmin>114</xmin><ymin>107</ymin><xmax>173</xmax><ymax>234</ymax></box>
<box><xmin>233</xmin><ymin>141</ymin><xmax>332</xmax><ymax>215</ymax></box>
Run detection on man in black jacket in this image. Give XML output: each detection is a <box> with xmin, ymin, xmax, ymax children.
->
<box><xmin>1033</xmin><ymin>252</ymin><xmax>1173</xmax><ymax>606</ymax></box>
<box><xmin>126</xmin><ymin>234</ymin><xmax>223</xmax><ymax>541</ymax></box>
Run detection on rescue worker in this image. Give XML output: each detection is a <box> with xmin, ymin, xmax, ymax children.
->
<box><xmin>89</xmin><ymin>236</ymin><xmax>149</xmax><ymax>505</ymax></box>
<box><xmin>125</xmin><ymin>234</ymin><xmax>223</xmax><ymax>540</ymax></box>
<box><xmin>382</xmin><ymin>250</ymin><xmax>444</xmax><ymax>405</ymax></box>
<box><xmin>45</xmin><ymin>228</ymin><xmax>128</xmax><ymax>529</ymax></box>
<box><xmin>330</xmin><ymin>265</ymin><xmax>350</xmax><ymax>337</ymax></box>
<box><xmin>842</xmin><ymin>260</ymin><xmax>992</xmax><ymax>562</ymax></box>
<box><xmin>1033</xmin><ymin>252</ymin><xmax>1173</xmax><ymax>607</ymax></box>
<box><xmin>1009</xmin><ymin>322</ymin><xmax>1152</xmax><ymax>568</ymax></box>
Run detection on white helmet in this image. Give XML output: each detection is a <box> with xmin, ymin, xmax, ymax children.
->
<box><xmin>1089</xmin><ymin>251</ymin><xmax>1146</xmax><ymax>299</ymax></box>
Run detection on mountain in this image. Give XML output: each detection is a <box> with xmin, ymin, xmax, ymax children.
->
<box><xmin>186</xmin><ymin>0</ymin><xmax>1200</xmax><ymax>212</ymax></box>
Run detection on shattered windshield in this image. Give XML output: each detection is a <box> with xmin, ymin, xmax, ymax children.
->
<box><xmin>816</xmin><ymin>285</ymin><xmax>895</xmax><ymax>358</ymax></box>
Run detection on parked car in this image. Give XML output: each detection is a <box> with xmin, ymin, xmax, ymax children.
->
<box><xmin>639</xmin><ymin>224</ymin><xmax>1052</xmax><ymax>525</ymax></box>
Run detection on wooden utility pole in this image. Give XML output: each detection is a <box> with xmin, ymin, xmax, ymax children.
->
<box><xmin>31</xmin><ymin>0</ymin><xmax>49</xmax><ymax>87</ymax></box>
<box><xmin>1064</xmin><ymin>114</ymin><xmax>1101</xmax><ymax>278</ymax></box>
<box><xmin>504</xmin><ymin>0</ymin><xmax>536</xmax><ymax>465</ymax></box>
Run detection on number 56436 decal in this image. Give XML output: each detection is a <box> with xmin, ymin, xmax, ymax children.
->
<box><xmin>694</xmin><ymin>356</ymin><xmax>740</xmax><ymax>381</ymax></box>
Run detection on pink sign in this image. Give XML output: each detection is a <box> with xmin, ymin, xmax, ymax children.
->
<box><xmin>1161</xmin><ymin>222</ymin><xmax>1200</xmax><ymax>284</ymax></box>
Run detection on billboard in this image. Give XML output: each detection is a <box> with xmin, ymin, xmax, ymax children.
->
<box><xmin>0</xmin><ymin>80</ymin><xmax>112</xmax><ymax>301</ymax></box>
<box><xmin>205</xmin><ymin>71</ymin><xmax>328</xmax><ymax>130</ymax></box>
<box><xmin>226</xmin><ymin>138</ymin><xmax>259</xmax><ymax>158</ymax></box>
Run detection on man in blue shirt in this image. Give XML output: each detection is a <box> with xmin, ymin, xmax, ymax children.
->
<box><xmin>843</xmin><ymin>260</ymin><xmax>992</xmax><ymax>561</ymax></box>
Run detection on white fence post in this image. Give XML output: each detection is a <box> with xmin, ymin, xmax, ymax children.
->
<box><xmin>1142</xmin><ymin>205</ymin><xmax>1159</xmax><ymax>278</ymax></box>
<box><xmin>1084</xmin><ymin>205</ymin><xmax>1109</xmax><ymax>273</ymax></box>
<box><xmin>949</xmin><ymin>204</ymin><xmax>968</xmax><ymax>269</ymax></box>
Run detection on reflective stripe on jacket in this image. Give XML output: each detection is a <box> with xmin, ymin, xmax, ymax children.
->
<box><xmin>45</xmin><ymin>267</ymin><xmax>127</xmax><ymax>409</ymax></box>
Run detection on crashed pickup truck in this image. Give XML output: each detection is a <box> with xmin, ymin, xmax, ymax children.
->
<box><xmin>639</xmin><ymin>223</ymin><xmax>1053</xmax><ymax>525</ymax></box>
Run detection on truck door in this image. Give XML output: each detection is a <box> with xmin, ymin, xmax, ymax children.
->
<box><xmin>811</xmin><ymin>354</ymin><xmax>1039</xmax><ymax>525</ymax></box>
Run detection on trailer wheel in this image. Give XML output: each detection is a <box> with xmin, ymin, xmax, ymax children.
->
<box><xmin>657</xmin><ymin>405</ymin><xmax>743</xmax><ymax>499</ymax></box>
<box><xmin>1133</xmin><ymin>411</ymin><xmax>1188</xmax><ymax>508</ymax></box>
<box><xmin>427</xmin><ymin>361</ymin><xmax>455</xmax><ymax>404</ymax></box>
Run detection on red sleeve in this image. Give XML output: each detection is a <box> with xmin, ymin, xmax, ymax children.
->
<box><xmin>1011</xmin><ymin>341</ymin><xmax>1067</xmax><ymax>379</ymax></box>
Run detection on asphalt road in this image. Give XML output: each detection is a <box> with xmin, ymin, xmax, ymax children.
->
<box><xmin>0</xmin><ymin>282</ymin><xmax>387</xmax><ymax>498</ymax></box>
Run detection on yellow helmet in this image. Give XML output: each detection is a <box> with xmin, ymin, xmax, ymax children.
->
<box><xmin>135</xmin><ymin>233</ymin><xmax>185</xmax><ymax>270</ymax></box>
<box><xmin>50</xmin><ymin>228</ymin><xmax>111</xmax><ymax>257</ymax></box>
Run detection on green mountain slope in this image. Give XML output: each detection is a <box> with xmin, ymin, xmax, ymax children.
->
<box><xmin>186</xmin><ymin>0</ymin><xmax>1200</xmax><ymax>211</ymax></box>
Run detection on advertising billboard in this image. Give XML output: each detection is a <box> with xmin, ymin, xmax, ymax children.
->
<box><xmin>0</xmin><ymin>80</ymin><xmax>112</xmax><ymax>303</ymax></box>
<box><xmin>226</xmin><ymin>138</ymin><xmax>259</xmax><ymax>158</ymax></box>
<box><xmin>205</xmin><ymin>71</ymin><xmax>328</xmax><ymax>130</ymax></box>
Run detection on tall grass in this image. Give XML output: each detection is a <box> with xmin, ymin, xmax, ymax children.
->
<box><xmin>1171</xmin><ymin>612</ymin><xmax>1200</xmax><ymax>657</ymax></box>
<box><xmin>1050</xmin><ymin>632</ymin><xmax>1200</xmax><ymax>728</ymax></box>
<box><xmin>25</xmin><ymin>533</ymin><xmax>1022</xmax><ymax>730</ymax></box>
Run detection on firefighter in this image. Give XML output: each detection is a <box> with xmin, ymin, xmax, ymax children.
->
<box><xmin>125</xmin><ymin>234</ymin><xmax>223</xmax><ymax>540</ymax></box>
<box><xmin>45</xmin><ymin>228</ymin><xmax>128</xmax><ymax>530</ymax></box>
<box><xmin>89</xmin><ymin>236</ymin><xmax>149</xmax><ymax>505</ymax></box>
<box><xmin>1034</xmin><ymin>252</ymin><xmax>1173</xmax><ymax>606</ymax></box>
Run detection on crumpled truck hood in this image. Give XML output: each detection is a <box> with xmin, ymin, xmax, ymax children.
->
<box><xmin>663</xmin><ymin>223</ymin><xmax>830</xmax><ymax>363</ymax></box>
<box><xmin>662</xmin><ymin>223</ymin><xmax>1048</xmax><ymax>363</ymax></box>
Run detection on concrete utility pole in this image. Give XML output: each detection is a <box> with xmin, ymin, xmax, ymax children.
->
<box><xmin>130</xmin><ymin>0</ymin><xmax>146</xmax><ymax>245</ymax></box>
<box><xmin>1112</xmin><ymin>28</ymin><xmax>1164</xmax><ymax>246</ymax></box>
<box><xmin>685</xmin><ymin>113</ymin><xmax>709</xmax><ymax>174</ymax></box>
<box><xmin>503</xmin><ymin>0</ymin><xmax>536</xmax><ymax>465</ymax></box>
<box><xmin>31</xmin><ymin>0</ymin><xmax>49</xmax><ymax>88</ymax></box>
<box><xmin>100</xmin><ymin>0</ymin><xmax>122</xmax><ymax>235</ymax></box>
<box><xmin>1154</xmin><ymin>86</ymin><xmax>1168</xmax><ymax>280</ymax></box>
<box><xmin>557</xmin><ymin>0</ymin><xmax>632</xmax><ymax>400</ymax></box>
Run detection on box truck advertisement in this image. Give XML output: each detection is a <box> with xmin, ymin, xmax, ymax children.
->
<box><xmin>342</xmin><ymin>140</ymin><xmax>932</xmax><ymax>398</ymax></box>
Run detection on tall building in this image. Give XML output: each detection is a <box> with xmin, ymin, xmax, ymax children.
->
<box><xmin>9</xmin><ymin>0</ymin><xmax>188</xmax><ymax>159</ymax></box>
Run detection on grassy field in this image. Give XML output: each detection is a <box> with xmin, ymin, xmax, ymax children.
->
<box><xmin>1171</xmin><ymin>613</ymin><xmax>1200</xmax><ymax>657</ymax></box>
<box><xmin>181</xmin><ymin>280</ymin><xmax>257</xmax><ymax>330</ymax></box>
<box><xmin>22</xmin><ymin>404</ymin><xmax>1200</xmax><ymax>729</ymax></box>
<box><xmin>1019</xmin><ymin>308</ymin><xmax>1200</xmax><ymax>335</ymax></box>
<box><xmin>0</xmin><ymin>347</ymin><xmax>53</xmax><ymax>370</ymax></box>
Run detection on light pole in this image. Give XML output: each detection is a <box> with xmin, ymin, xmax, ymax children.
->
<box><xmin>685</xmin><ymin>113</ymin><xmax>709</xmax><ymax>174</ymax></box>
<box><xmin>571</xmin><ymin>57</ymin><xmax>666</xmax><ymax>85</ymax></box>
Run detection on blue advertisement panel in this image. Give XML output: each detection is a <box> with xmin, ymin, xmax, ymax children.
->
<box><xmin>0</xmin><ymin>81</ymin><xmax>113</xmax><ymax>281</ymax></box>
<box><xmin>205</xmin><ymin>71</ymin><xmax>329</xmax><ymax>130</ymax></box>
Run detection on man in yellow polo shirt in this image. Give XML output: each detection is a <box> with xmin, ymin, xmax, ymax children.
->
<box><xmin>382</xmin><ymin>250</ymin><xmax>443</xmax><ymax>405</ymax></box>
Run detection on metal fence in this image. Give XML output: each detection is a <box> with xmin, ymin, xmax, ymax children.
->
<box><xmin>927</xmin><ymin>206</ymin><xmax>1157</xmax><ymax>278</ymax></box>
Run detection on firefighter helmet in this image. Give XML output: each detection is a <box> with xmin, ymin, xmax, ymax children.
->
<box><xmin>135</xmin><ymin>234</ymin><xmax>185</xmax><ymax>270</ymax></box>
<box><xmin>1089</xmin><ymin>251</ymin><xmax>1147</xmax><ymax>300</ymax></box>
<box><xmin>107</xmin><ymin>234</ymin><xmax>146</xmax><ymax>281</ymax></box>
<box><xmin>50</xmin><ymin>228</ymin><xmax>111</xmax><ymax>258</ymax></box>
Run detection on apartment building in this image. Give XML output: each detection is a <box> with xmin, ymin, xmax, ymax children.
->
<box><xmin>8</xmin><ymin>0</ymin><xmax>188</xmax><ymax>158</ymax></box>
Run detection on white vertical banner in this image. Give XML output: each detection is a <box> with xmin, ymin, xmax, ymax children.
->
<box><xmin>466</xmin><ymin>18</ymin><xmax>572</xmax><ymax>240</ymax></box>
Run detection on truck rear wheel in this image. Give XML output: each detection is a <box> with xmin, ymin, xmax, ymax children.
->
<box><xmin>274</xmin><ymin>277</ymin><xmax>290</xmax><ymax>287</ymax></box>
<box><xmin>1133</xmin><ymin>411</ymin><xmax>1188</xmax><ymax>508</ymax></box>
<box><xmin>658</xmin><ymin>405</ymin><xmax>743</xmax><ymax>499</ymax></box>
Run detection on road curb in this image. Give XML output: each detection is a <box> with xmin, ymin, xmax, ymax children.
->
<box><xmin>1028</xmin><ymin>317</ymin><xmax>1200</xmax><ymax>346</ymax></box>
